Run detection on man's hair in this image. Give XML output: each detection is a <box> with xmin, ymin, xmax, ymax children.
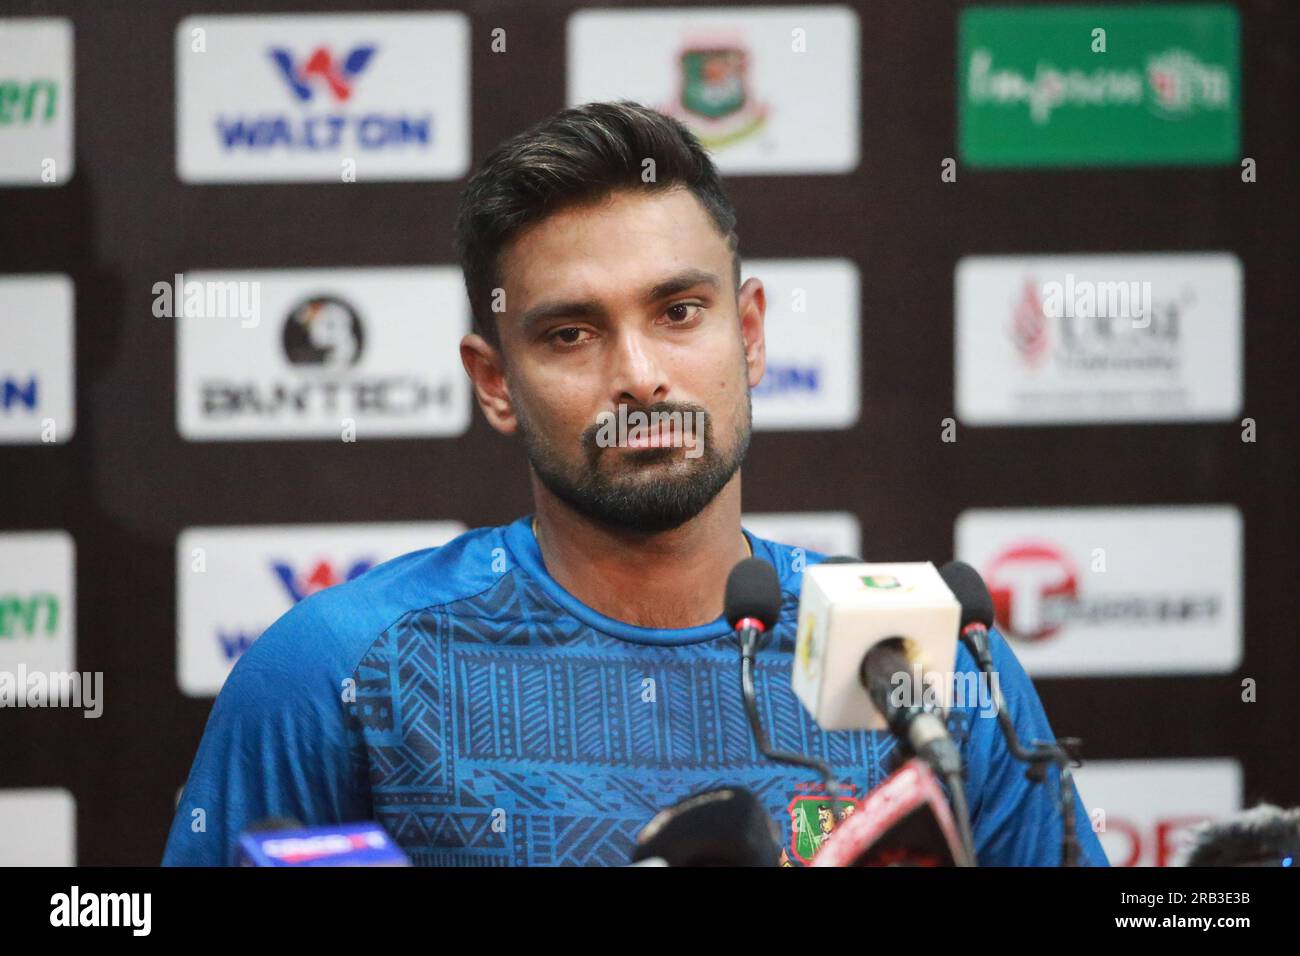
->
<box><xmin>454</xmin><ymin>100</ymin><xmax>741</xmax><ymax>348</ymax></box>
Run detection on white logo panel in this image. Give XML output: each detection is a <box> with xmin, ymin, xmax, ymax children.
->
<box><xmin>0</xmin><ymin>274</ymin><xmax>74</xmax><ymax>444</ymax></box>
<box><xmin>177</xmin><ymin>521</ymin><xmax>464</xmax><ymax>697</ymax></box>
<box><xmin>0</xmin><ymin>530</ymin><xmax>75</xmax><ymax>673</ymax></box>
<box><xmin>1073</xmin><ymin>759</ymin><xmax>1242</xmax><ymax>867</ymax></box>
<box><xmin>747</xmin><ymin>259</ymin><xmax>860</xmax><ymax>431</ymax></box>
<box><xmin>955</xmin><ymin>506</ymin><xmax>1241</xmax><ymax>675</ymax></box>
<box><xmin>956</xmin><ymin>253</ymin><xmax>1242</xmax><ymax>424</ymax></box>
<box><xmin>568</xmin><ymin>6</ymin><xmax>859</xmax><ymax>174</ymax></box>
<box><xmin>0</xmin><ymin>788</ymin><xmax>76</xmax><ymax>865</ymax></box>
<box><xmin>176</xmin><ymin>13</ymin><xmax>469</xmax><ymax>182</ymax></box>
<box><xmin>175</xmin><ymin>267</ymin><xmax>470</xmax><ymax>440</ymax></box>
<box><xmin>0</xmin><ymin>18</ymin><xmax>74</xmax><ymax>185</ymax></box>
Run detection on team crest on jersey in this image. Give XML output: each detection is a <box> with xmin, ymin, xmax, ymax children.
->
<box><xmin>787</xmin><ymin>791</ymin><xmax>860</xmax><ymax>865</ymax></box>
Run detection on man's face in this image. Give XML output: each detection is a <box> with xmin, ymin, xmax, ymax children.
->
<box><xmin>474</xmin><ymin>187</ymin><xmax>766</xmax><ymax>533</ymax></box>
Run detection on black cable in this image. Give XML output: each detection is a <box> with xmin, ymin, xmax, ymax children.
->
<box><xmin>739</xmin><ymin>630</ymin><xmax>845</xmax><ymax>822</ymax></box>
<box><xmin>943</xmin><ymin>770</ymin><xmax>978</xmax><ymax>867</ymax></box>
<box><xmin>961</xmin><ymin>625</ymin><xmax>1083</xmax><ymax>867</ymax></box>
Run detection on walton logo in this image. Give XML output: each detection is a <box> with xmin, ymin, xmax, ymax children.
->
<box><xmin>215</xmin><ymin>42</ymin><xmax>431</xmax><ymax>153</ymax></box>
<box><xmin>272</xmin><ymin>558</ymin><xmax>373</xmax><ymax>603</ymax></box>
<box><xmin>268</xmin><ymin>45</ymin><xmax>376</xmax><ymax>103</ymax></box>
<box><xmin>984</xmin><ymin>543</ymin><xmax>1078</xmax><ymax>643</ymax></box>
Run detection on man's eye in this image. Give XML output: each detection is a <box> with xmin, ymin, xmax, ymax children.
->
<box><xmin>664</xmin><ymin>303</ymin><xmax>703</xmax><ymax>324</ymax></box>
<box><xmin>548</xmin><ymin>327</ymin><xmax>587</xmax><ymax>346</ymax></box>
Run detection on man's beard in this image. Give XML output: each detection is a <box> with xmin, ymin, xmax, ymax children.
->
<box><xmin>516</xmin><ymin>394</ymin><xmax>752</xmax><ymax>534</ymax></box>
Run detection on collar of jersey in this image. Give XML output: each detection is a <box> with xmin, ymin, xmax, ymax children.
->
<box><xmin>503</xmin><ymin>514</ymin><xmax>773</xmax><ymax>646</ymax></box>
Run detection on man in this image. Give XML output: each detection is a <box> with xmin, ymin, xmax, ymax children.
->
<box><xmin>163</xmin><ymin>101</ymin><xmax>1107</xmax><ymax>867</ymax></box>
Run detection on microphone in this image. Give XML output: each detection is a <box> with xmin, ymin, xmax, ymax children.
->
<box><xmin>724</xmin><ymin>556</ymin><xmax>783</xmax><ymax>642</ymax></box>
<box><xmin>238</xmin><ymin>819</ymin><xmax>411</xmax><ymax>866</ymax></box>
<box><xmin>793</xmin><ymin>559</ymin><xmax>974</xmax><ymax>862</ymax></box>
<box><xmin>860</xmin><ymin>638</ymin><xmax>963</xmax><ymax>777</ymax></box>
<box><xmin>935</xmin><ymin>559</ymin><xmax>997</xmax><ymax>671</ymax></box>
<box><xmin>632</xmin><ymin>787</ymin><xmax>782</xmax><ymax>866</ymax></box>
<box><xmin>812</xmin><ymin>758</ymin><xmax>973</xmax><ymax>867</ymax></box>
<box><xmin>725</xmin><ymin>558</ymin><xmax>844</xmax><ymax>814</ymax></box>
<box><xmin>791</xmin><ymin>559</ymin><xmax>959</xmax><ymax>732</ymax></box>
<box><xmin>1184</xmin><ymin>804</ymin><xmax>1300</xmax><ymax>867</ymax></box>
<box><xmin>938</xmin><ymin>560</ymin><xmax>1083</xmax><ymax>867</ymax></box>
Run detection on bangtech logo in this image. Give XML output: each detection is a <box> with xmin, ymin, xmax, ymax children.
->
<box><xmin>282</xmin><ymin>296</ymin><xmax>365</xmax><ymax>369</ymax></box>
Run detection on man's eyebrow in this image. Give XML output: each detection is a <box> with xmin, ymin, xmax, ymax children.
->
<box><xmin>518</xmin><ymin>268</ymin><xmax>721</xmax><ymax>333</ymax></box>
<box><xmin>644</xmin><ymin>268</ymin><xmax>721</xmax><ymax>303</ymax></box>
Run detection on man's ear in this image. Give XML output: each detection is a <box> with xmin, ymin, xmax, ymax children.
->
<box><xmin>460</xmin><ymin>333</ymin><xmax>518</xmax><ymax>435</ymax></box>
<box><xmin>737</xmin><ymin>277</ymin><xmax>767</xmax><ymax>389</ymax></box>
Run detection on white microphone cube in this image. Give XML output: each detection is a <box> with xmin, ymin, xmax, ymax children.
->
<box><xmin>793</xmin><ymin>562</ymin><xmax>961</xmax><ymax>731</ymax></box>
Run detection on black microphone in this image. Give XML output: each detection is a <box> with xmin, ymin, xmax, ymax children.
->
<box><xmin>1184</xmin><ymin>804</ymin><xmax>1300</xmax><ymax>867</ymax></box>
<box><xmin>632</xmin><ymin>787</ymin><xmax>782</xmax><ymax>866</ymax></box>
<box><xmin>857</xmin><ymin>636</ymin><xmax>975</xmax><ymax>865</ymax></box>
<box><xmin>725</xmin><ymin>558</ymin><xmax>844</xmax><ymax>814</ymax></box>
<box><xmin>724</xmin><ymin>556</ymin><xmax>783</xmax><ymax>642</ymax></box>
<box><xmin>936</xmin><ymin>559</ymin><xmax>997</xmax><ymax>670</ymax></box>
<box><xmin>938</xmin><ymin>559</ymin><xmax>1082</xmax><ymax>866</ymax></box>
<box><xmin>859</xmin><ymin>638</ymin><xmax>963</xmax><ymax>777</ymax></box>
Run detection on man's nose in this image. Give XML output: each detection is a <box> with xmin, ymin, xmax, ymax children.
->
<box><xmin>610</xmin><ymin>328</ymin><xmax>669</xmax><ymax>408</ymax></box>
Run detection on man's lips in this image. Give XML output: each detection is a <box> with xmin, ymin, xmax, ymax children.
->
<box><xmin>624</xmin><ymin>423</ymin><xmax>679</xmax><ymax>449</ymax></box>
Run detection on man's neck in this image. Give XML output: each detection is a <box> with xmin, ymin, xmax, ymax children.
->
<box><xmin>530</xmin><ymin>474</ymin><xmax>750</xmax><ymax>629</ymax></box>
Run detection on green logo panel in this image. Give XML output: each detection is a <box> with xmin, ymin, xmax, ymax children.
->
<box><xmin>959</xmin><ymin>4</ymin><xmax>1241</xmax><ymax>167</ymax></box>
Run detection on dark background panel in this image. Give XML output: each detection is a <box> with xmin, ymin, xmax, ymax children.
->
<box><xmin>0</xmin><ymin>0</ymin><xmax>1296</xmax><ymax>864</ymax></box>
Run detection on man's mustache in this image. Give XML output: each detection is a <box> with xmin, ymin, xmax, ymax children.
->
<box><xmin>582</xmin><ymin>402</ymin><xmax>711</xmax><ymax>456</ymax></box>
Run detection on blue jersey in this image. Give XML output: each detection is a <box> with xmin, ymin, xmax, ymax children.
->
<box><xmin>163</xmin><ymin>516</ymin><xmax>1108</xmax><ymax>867</ymax></box>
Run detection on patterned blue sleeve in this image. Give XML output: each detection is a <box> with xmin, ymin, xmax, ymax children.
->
<box><xmin>161</xmin><ymin>595</ymin><xmax>371</xmax><ymax>866</ymax></box>
<box><xmin>957</xmin><ymin>627</ymin><xmax>1110</xmax><ymax>867</ymax></box>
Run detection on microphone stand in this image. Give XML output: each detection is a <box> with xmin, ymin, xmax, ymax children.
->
<box><xmin>737</xmin><ymin>624</ymin><xmax>846</xmax><ymax>823</ymax></box>
<box><xmin>960</xmin><ymin>623</ymin><xmax>1083</xmax><ymax>867</ymax></box>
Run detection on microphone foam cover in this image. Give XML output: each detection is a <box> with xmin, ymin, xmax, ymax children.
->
<box><xmin>938</xmin><ymin>560</ymin><xmax>996</xmax><ymax>631</ymax></box>
<box><xmin>724</xmin><ymin>557</ymin><xmax>782</xmax><ymax>630</ymax></box>
<box><xmin>633</xmin><ymin>787</ymin><xmax>781</xmax><ymax>866</ymax></box>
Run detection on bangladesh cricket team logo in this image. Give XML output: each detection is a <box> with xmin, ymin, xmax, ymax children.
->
<box><xmin>662</xmin><ymin>41</ymin><xmax>769</xmax><ymax>149</ymax></box>
<box><xmin>859</xmin><ymin>574</ymin><xmax>916</xmax><ymax>593</ymax></box>
<box><xmin>787</xmin><ymin>793</ymin><xmax>860</xmax><ymax>865</ymax></box>
<box><xmin>860</xmin><ymin>574</ymin><xmax>901</xmax><ymax>589</ymax></box>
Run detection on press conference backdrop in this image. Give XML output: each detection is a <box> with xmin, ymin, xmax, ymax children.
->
<box><xmin>1</xmin><ymin>0</ymin><xmax>1296</xmax><ymax>867</ymax></box>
